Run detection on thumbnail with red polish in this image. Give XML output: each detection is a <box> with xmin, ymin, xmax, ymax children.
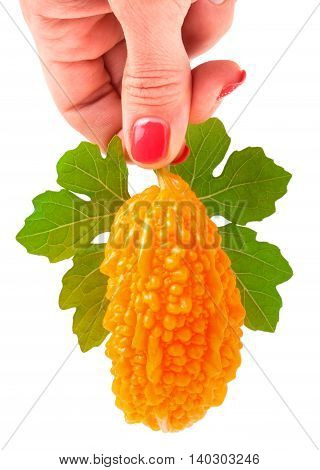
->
<box><xmin>131</xmin><ymin>117</ymin><xmax>170</xmax><ymax>164</ymax></box>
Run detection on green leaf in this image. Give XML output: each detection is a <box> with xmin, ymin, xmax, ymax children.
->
<box><xmin>59</xmin><ymin>244</ymin><xmax>109</xmax><ymax>352</ymax></box>
<box><xmin>171</xmin><ymin>119</ymin><xmax>231</xmax><ymax>187</ymax></box>
<box><xmin>173</xmin><ymin>118</ymin><xmax>291</xmax><ymax>224</ymax></box>
<box><xmin>16</xmin><ymin>190</ymin><xmax>113</xmax><ymax>263</ymax></box>
<box><xmin>220</xmin><ymin>224</ymin><xmax>293</xmax><ymax>332</ymax></box>
<box><xmin>17</xmin><ymin>137</ymin><xmax>129</xmax><ymax>262</ymax></box>
<box><xmin>197</xmin><ymin>148</ymin><xmax>292</xmax><ymax>224</ymax></box>
<box><xmin>57</xmin><ymin>137</ymin><xmax>129</xmax><ymax>202</ymax></box>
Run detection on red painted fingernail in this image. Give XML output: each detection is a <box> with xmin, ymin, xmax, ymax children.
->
<box><xmin>171</xmin><ymin>145</ymin><xmax>190</xmax><ymax>165</ymax></box>
<box><xmin>131</xmin><ymin>117</ymin><xmax>170</xmax><ymax>164</ymax></box>
<box><xmin>217</xmin><ymin>70</ymin><xmax>247</xmax><ymax>101</ymax></box>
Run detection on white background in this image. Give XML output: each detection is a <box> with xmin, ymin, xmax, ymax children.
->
<box><xmin>1</xmin><ymin>0</ymin><xmax>320</xmax><ymax>469</ymax></box>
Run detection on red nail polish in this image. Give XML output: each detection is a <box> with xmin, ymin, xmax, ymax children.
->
<box><xmin>171</xmin><ymin>145</ymin><xmax>190</xmax><ymax>165</ymax></box>
<box><xmin>217</xmin><ymin>70</ymin><xmax>247</xmax><ymax>101</ymax></box>
<box><xmin>131</xmin><ymin>117</ymin><xmax>170</xmax><ymax>164</ymax></box>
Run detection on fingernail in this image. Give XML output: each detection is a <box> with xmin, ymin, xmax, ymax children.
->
<box><xmin>171</xmin><ymin>145</ymin><xmax>190</xmax><ymax>165</ymax></box>
<box><xmin>131</xmin><ymin>117</ymin><xmax>170</xmax><ymax>164</ymax></box>
<box><xmin>209</xmin><ymin>0</ymin><xmax>226</xmax><ymax>4</ymax></box>
<box><xmin>217</xmin><ymin>70</ymin><xmax>247</xmax><ymax>101</ymax></box>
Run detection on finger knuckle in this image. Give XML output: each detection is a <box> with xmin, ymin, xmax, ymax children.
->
<box><xmin>124</xmin><ymin>68</ymin><xmax>183</xmax><ymax>107</ymax></box>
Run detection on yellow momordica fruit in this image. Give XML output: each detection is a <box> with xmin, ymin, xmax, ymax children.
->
<box><xmin>100</xmin><ymin>170</ymin><xmax>245</xmax><ymax>432</ymax></box>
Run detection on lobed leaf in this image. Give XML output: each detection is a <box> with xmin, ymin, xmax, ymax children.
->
<box><xmin>220</xmin><ymin>224</ymin><xmax>293</xmax><ymax>332</ymax></box>
<box><xmin>57</xmin><ymin>137</ymin><xmax>130</xmax><ymax>202</ymax></box>
<box><xmin>16</xmin><ymin>190</ymin><xmax>111</xmax><ymax>263</ymax></box>
<box><xmin>198</xmin><ymin>148</ymin><xmax>292</xmax><ymax>224</ymax></box>
<box><xmin>171</xmin><ymin>119</ymin><xmax>230</xmax><ymax>188</ymax></box>
<box><xmin>17</xmin><ymin>137</ymin><xmax>129</xmax><ymax>262</ymax></box>
<box><xmin>173</xmin><ymin>118</ymin><xmax>291</xmax><ymax>225</ymax></box>
<box><xmin>59</xmin><ymin>244</ymin><xmax>109</xmax><ymax>352</ymax></box>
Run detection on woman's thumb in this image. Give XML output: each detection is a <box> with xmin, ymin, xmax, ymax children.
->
<box><xmin>110</xmin><ymin>0</ymin><xmax>192</xmax><ymax>168</ymax></box>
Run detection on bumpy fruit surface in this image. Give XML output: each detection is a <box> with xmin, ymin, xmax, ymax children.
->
<box><xmin>100</xmin><ymin>170</ymin><xmax>245</xmax><ymax>432</ymax></box>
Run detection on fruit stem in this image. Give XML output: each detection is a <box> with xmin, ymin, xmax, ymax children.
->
<box><xmin>156</xmin><ymin>167</ymin><xmax>170</xmax><ymax>190</ymax></box>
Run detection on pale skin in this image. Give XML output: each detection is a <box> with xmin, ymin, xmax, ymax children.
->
<box><xmin>20</xmin><ymin>0</ymin><xmax>241</xmax><ymax>168</ymax></box>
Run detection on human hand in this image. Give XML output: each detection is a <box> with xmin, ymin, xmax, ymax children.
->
<box><xmin>20</xmin><ymin>0</ymin><xmax>245</xmax><ymax>168</ymax></box>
